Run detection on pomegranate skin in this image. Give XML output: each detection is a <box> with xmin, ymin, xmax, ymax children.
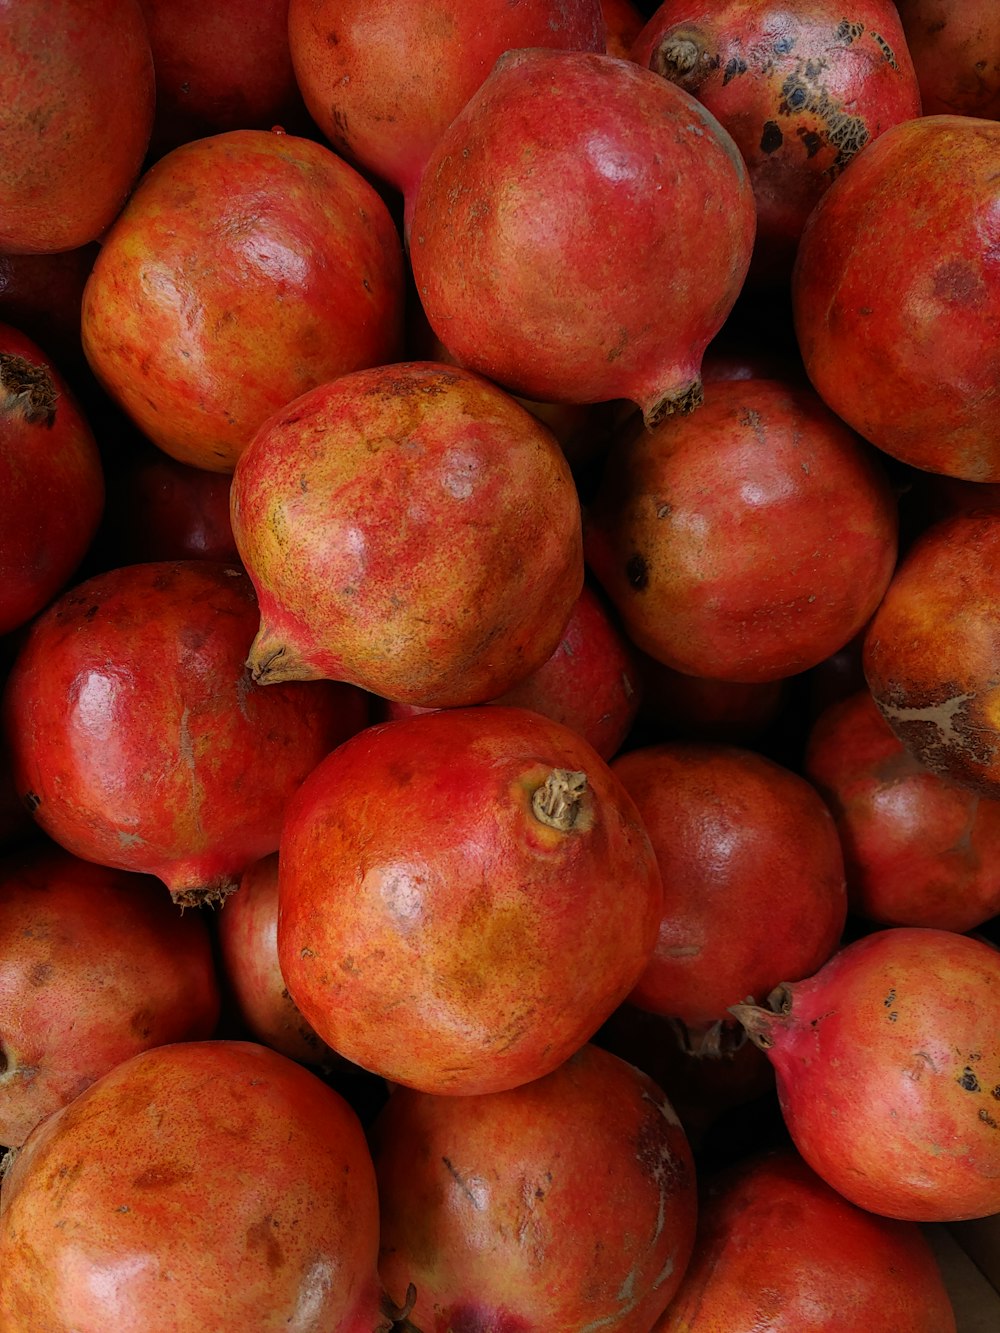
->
<box><xmin>584</xmin><ymin>378</ymin><xmax>898</xmax><ymax>683</ymax></box>
<box><xmin>805</xmin><ymin>690</ymin><xmax>1000</xmax><ymax>932</ymax></box>
<box><xmin>603</xmin><ymin>0</ymin><xmax>645</xmax><ymax>59</ymax></box>
<box><xmin>793</xmin><ymin>115</ymin><xmax>1000</xmax><ymax>481</ymax></box>
<box><xmin>0</xmin><ymin>0</ymin><xmax>154</xmax><ymax>254</ymax></box>
<box><xmin>277</xmin><ymin>706</ymin><xmax>664</xmax><ymax>1096</ymax></box>
<box><xmin>0</xmin><ymin>1040</ymin><xmax>409</xmax><ymax>1331</ymax></box>
<box><xmin>897</xmin><ymin>1</ymin><xmax>1000</xmax><ymax>119</ymax></box>
<box><xmin>612</xmin><ymin>742</ymin><xmax>847</xmax><ymax>1027</ymax></box>
<box><xmin>0</xmin><ymin>844</ymin><xmax>220</xmax><ymax>1148</ymax></box>
<box><xmin>633</xmin><ymin>1</ymin><xmax>920</xmax><ymax>285</ymax></box>
<box><xmin>374</xmin><ymin>1044</ymin><xmax>697</xmax><ymax>1332</ymax></box>
<box><xmin>232</xmin><ymin>362</ymin><xmax>584</xmax><ymax>707</ymax></box>
<box><xmin>0</xmin><ymin>324</ymin><xmax>104</xmax><ymax>636</ymax></box>
<box><xmin>731</xmin><ymin>928</ymin><xmax>1000</xmax><ymax>1221</ymax></box>
<box><xmin>2</xmin><ymin>562</ymin><xmax>369</xmax><ymax>905</ymax></box>
<box><xmin>410</xmin><ymin>49</ymin><xmax>755</xmax><ymax>424</ymax></box>
<box><xmin>81</xmin><ymin>129</ymin><xmax>405</xmax><ymax>473</ymax></box>
<box><xmin>0</xmin><ymin>245</ymin><xmax>96</xmax><ymax>369</ymax></box>
<box><xmin>105</xmin><ymin>449</ymin><xmax>239</xmax><ymax>565</ymax></box>
<box><xmin>655</xmin><ymin>1149</ymin><xmax>956</xmax><ymax>1332</ymax></box>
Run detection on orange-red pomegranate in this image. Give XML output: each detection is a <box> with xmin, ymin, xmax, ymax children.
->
<box><xmin>897</xmin><ymin>0</ymin><xmax>1000</xmax><ymax>118</ymax></box>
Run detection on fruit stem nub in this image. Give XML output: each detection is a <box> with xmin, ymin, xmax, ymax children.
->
<box><xmin>532</xmin><ymin>769</ymin><xmax>587</xmax><ymax>831</ymax></box>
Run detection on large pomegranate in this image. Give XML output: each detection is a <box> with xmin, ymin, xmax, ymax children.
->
<box><xmin>731</xmin><ymin>927</ymin><xmax>1000</xmax><ymax>1221</ymax></box>
<box><xmin>793</xmin><ymin>115</ymin><xmax>1000</xmax><ymax>480</ymax></box>
<box><xmin>278</xmin><ymin>706</ymin><xmax>663</xmax><ymax>1095</ymax></box>
<box><xmin>374</xmin><ymin>1043</ymin><xmax>697</xmax><ymax>1331</ymax></box>
<box><xmin>633</xmin><ymin>0</ymin><xmax>920</xmax><ymax>284</ymax></box>
<box><xmin>0</xmin><ymin>1041</ymin><xmax>418</xmax><ymax>1330</ymax></box>
<box><xmin>231</xmin><ymin>362</ymin><xmax>584</xmax><ymax>707</ymax></box>
<box><xmin>410</xmin><ymin>48</ymin><xmax>755</xmax><ymax>425</ymax></box>
<box><xmin>896</xmin><ymin>1</ymin><xmax>1000</xmax><ymax>119</ymax></box>
<box><xmin>0</xmin><ymin>0</ymin><xmax>154</xmax><ymax>253</ymax></box>
<box><xmin>2</xmin><ymin>561</ymin><xmax>369</xmax><ymax>906</ymax></box>
<box><xmin>81</xmin><ymin>129</ymin><xmax>405</xmax><ymax>472</ymax></box>
<box><xmin>0</xmin><ymin>843</ymin><xmax>219</xmax><ymax>1148</ymax></box>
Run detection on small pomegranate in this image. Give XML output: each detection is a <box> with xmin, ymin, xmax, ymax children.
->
<box><xmin>232</xmin><ymin>362</ymin><xmax>584</xmax><ymax>707</ymax></box>
<box><xmin>278</xmin><ymin>706</ymin><xmax>663</xmax><ymax>1095</ymax></box>
<box><xmin>635</xmin><ymin>655</ymin><xmax>785</xmax><ymax>744</ymax></box>
<box><xmin>410</xmin><ymin>48</ymin><xmax>755</xmax><ymax>425</ymax></box>
<box><xmin>104</xmin><ymin>448</ymin><xmax>239</xmax><ymax>565</ymax></box>
<box><xmin>656</xmin><ymin>1148</ymin><xmax>956</xmax><ymax>1331</ymax></box>
<box><xmin>2</xmin><ymin>561</ymin><xmax>369</xmax><ymax>906</ymax></box>
<box><xmin>0</xmin><ymin>843</ymin><xmax>219</xmax><ymax>1148</ymax></box>
<box><xmin>374</xmin><ymin>1044</ymin><xmax>697</xmax><ymax>1332</ymax></box>
<box><xmin>793</xmin><ymin>115</ymin><xmax>1000</xmax><ymax>480</ymax></box>
<box><xmin>896</xmin><ymin>1</ymin><xmax>1000</xmax><ymax>119</ymax></box>
<box><xmin>0</xmin><ymin>1041</ymin><xmax>419</xmax><ymax>1330</ymax></box>
<box><xmin>731</xmin><ymin>927</ymin><xmax>1000</xmax><ymax>1221</ymax></box>
<box><xmin>0</xmin><ymin>245</ymin><xmax>96</xmax><ymax>370</ymax></box>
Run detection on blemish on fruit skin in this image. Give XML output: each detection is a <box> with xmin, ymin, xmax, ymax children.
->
<box><xmin>958</xmin><ymin>1067</ymin><xmax>981</xmax><ymax>1092</ymax></box>
<box><xmin>626</xmin><ymin>553</ymin><xmax>649</xmax><ymax>591</ymax></box>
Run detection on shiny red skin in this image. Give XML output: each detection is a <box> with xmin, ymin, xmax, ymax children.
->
<box><xmin>897</xmin><ymin>1</ymin><xmax>1000</xmax><ymax>119</ymax></box>
<box><xmin>863</xmin><ymin>511</ymin><xmax>1000</xmax><ymax>798</ymax></box>
<box><xmin>218</xmin><ymin>853</ymin><xmax>334</xmax><ymax>1066</ymax></box>
<box><xmin>732</xmin><ymin>928</ymin><xmax>1000</xmax><ymax>1221</ymax></box>
<box><xmin>793</xmin><ymin>116</ymin><xmax>1000</xmax><ymax>481</ymax></box>
<box><xmin>2</xmin><ymin>561</ymin><xmax>368</xmax><ymax>905</ymax></box>
<box><xmin>635</xmin><ymin>655</ymin><xmax>784</xmax><ymax>744</ymax></box>
<box><xmin>0</xmin><ymin>324</ymin><xmax>104</xmax><ymax>636</ymax></box>
<box><xmin>289</xmin><ymin>0</ymin><xmax>604</xmax><ymax>231</ymax></box>
<box><xmin>410</xmin><ymin>49</ymin><xmax>755</xmax><ymax>424</ymax></box>
<box><xmin>633</xmin><ymin>1</ymin><xmax>920</xmax><ymax>285</ymax></box>
<box><xmin>0</xmin><ymin>245</ymin><xmax>96</xmax><ymax>368</ymax></box>
<box><xmin>0</xmin><ymin>0</ymin><xmax>153</xmax><ymax>253</ymax></box>
<box><xmin>585</xmin><ymin>378</ymin><xmax>898</xmax><ymax>683</ymax></box>
<box><xmin>805</xmin><ymin>690</ymin><xmax>1000</xmax><ymax>932</ymax></box>
<box><xmin>374</xmin><ymin>1044</ymin><xmax>697</xmax><ymax>1332</ymax></box>
<box><xmin>106</xmin><ymin>450</ymin><xmax>239</xmax><ymax>565</ymax></box>
<box><xmin>0</xmin><ymin>1040</ymin><xmax>408</xmax><ymax>1331</ymax></box>
<box><xmin>612</xmin><ymin>742</ymin><xmax>846</xmax><ymax>1027</ymax></box>
<box><xmin>139</xmin><ymin>0</ymin><xmax>308</xmax><ymax>157</ymax></box>
<box><xmin>278</xmin><ymin>706</ymin><xmax>664</xmax><ymax>1095</ymax></box>
<box><xmin>655</xmin><ymin>1149</ymin><xmax>956</xmax><ymax>1332</ymax></box>
<box><xmin>0</xmin><ymin>844</ymin><xmax>219</xmax><ymax>1148</ymax></box>
<box><xmin>232</xmin><ymin>362</ymin><xmax>584</xmax><ymax>707</ymax></box>
<box><xmin>81</xmin><ymin>129</ymin><xmax>405</xmax><ymax>473</ymax></box>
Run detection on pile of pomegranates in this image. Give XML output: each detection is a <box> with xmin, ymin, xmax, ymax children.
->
<box><xmin>1</xmin><ymin>1</ymin><xmax>999</xmax><ymax>1328</ymax></box>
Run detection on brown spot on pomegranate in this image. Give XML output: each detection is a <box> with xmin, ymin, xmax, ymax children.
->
<box><xmin>245</xmin><ymin>1214</ymin><xmax>284</xmax><ymax>1270</ymax></box>
<box><xmin>626</xmin><ymin>554</ymin><xmax>649</xmax><ymax>591</ymax></box>
<box><xmin>958</xmin><ymin>1067</ymin><xmax>981</xmax><ymax>1092</ymax></box>
<box><xmin>133</xmin><ymin>1165</ymin><xmax>194</xmax><ymax>1189</ymax></box>
<box><xmin>28</xmin><ymin>961</ymin><xmax>52</xmax><ymax>987</ymax></box>
<box><xmin>933</xmin><ymin>260</ymin><xmax>985</xmax><ymax>306</ymax></box>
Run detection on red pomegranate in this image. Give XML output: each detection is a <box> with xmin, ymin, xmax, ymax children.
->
<box><xmin>410</xmin><ymin>49</ymin><xmax>755</xmax><ymax>425</ymax></box>
<box><xmin>793</xmin><ymin>115</ymin><xmax>1000</xmax><ymax>480</ymax></box>
<box><xmin>231</xmin><ymin>362</ymin><xmax>584</xmax><ymax>707</ymax></box>
<box><xmin>81</xmin><ymin>129</ymin><xmax>405</xmax><ymax>472</ymax></box>
<box><xmin>2</xmin><ymin>561</ymin><xmax>369</xmax><ymax>906</ymax></box>
<box><xmin>805</xmin><ymin>689</ymin><xmax>1000</xmax><ymax>932</ymax></box>
<box><xmin>897</xmin><ymin>1</ymin><xmax>1000</xmax><ymax>119</ymax></box>
<box><xmin>0</xmin><ymin>323</ymin><xmax>104</xmax><ymax>636</ymax></box>
<box><xmin>0</xmin><ymin>843</ymin><xmax>219</xmax><ymax>1148</ymax></box>
<box><xmin>731</xmin><ymin>927</ymin><xmax>1000</xmax><ymax>1221</ymax></box>
<box><xmin>585</xmin><ymin>378</ymin><xmax>898</xmax><ymax>682</ymax></box>
<box><xmin>104</xmin><ymin>448</ymin><xmax>239</xmax><ymax>565</ymax></box>
<box><xmin>288</xmin><ymin>0</ymin><xmax>605</xmax><ymax>231</ymax></box>
<box><xmin>278</xmin><ymin>706</ymin><xmax>663</xmax><ymax>1095</ymax></box>
<box><xmin>611</xmin><ymin>742</ymin><xmax>846</xmax><ymax>1029</ymax></box>
<box><xmin>633</xmin><ymin>1</ymin><xmax>920</xmax><ymax>284</ymax></box>
<box><xmin>374</xmin><ymin>1043</ymin><xmax>697</xmax><ymax>1332</ymax></box>
<box><xmin>0</xmin><ymin>1041</ymin><xmax>419</xmax><ymax>1330</ymax></box>
<box><xmin>655</xmin><ymin>1148</ymin><xmax>956</xmax><ymax>1331</ymax></box>
<box><xmin>0</xmin><ymin>0</ymin><xmax>154</xmax><ymax>253</ymax></box>
<box><xmin>635</xmin><ymin>655</ymin><xmax>785</xmax><ymax>744</ymax></box>
<box><xmin>0</xmin><ymin>245</ymin><xmax>96</xmax><ymax>370</ymax></box>
<box><xmin>603</xmin><ymin>0</ymin><xmax>645</xmax><ymax>59</ymax></box>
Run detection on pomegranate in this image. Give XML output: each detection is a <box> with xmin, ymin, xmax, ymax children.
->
<box><xmin>655</xmin><ymin>1148</ymin><xmax>956</xmax><ymax>1331</ymax></box>
<box><xmin>731</xmin><ymin>927</ymin><xmax>1000</xmax><ymax>1221</ymax></box>
<box><xmin>410</xmin><ymin>49</ymin><xmax>755</xmax><ymax>425</ymax></box>
<box><xmin>603</xmin><ymin>0</ymin><xmax>645</xmax><ymax>59</ymax></box>
<box><xmin>278</xmin><ymin>706</ymin><xmax>663</xmax><ymax>1095</ymax></box>
<box><xmin>81</xmin><ymin>128</ymin><xmax>405</xmax><ymax>473</ymax></box>
<box><xmin>104</xmin><ymin>448</ymin><xmax>239</xmax><ymax>565</ymax></box>
<box><xmin>584</xmin><ymin>378</ymin><xmax>898</xmax><ymax>682</ymax></box>
<box><xmin>0</xmin><ymin>843</ymin><xmax>219</xmax><ymax>1148</ymax></box>
<box><xmin>611</xmin><ymin>742</ymin><xmax>846</xmax><ymax>1029</ymax></box>
<box><xmin>793</xmin><ymin>115</ymin><xmax>1000</xmax><ymax>480</ymax></box>
<box><xmin>633</xmin><ymin>1</ymin><xmax>920</xmax><ymax>284</ymax></box>
<box><xmin>231</xmin><ymin>362</ymin><xmax>584</xmax><ymax>707</ymax></box>
<box><xmin>805</xmin><ymin>689</ymin><xmax>1000</xmax><ymax>932</ymax></box>
<box><xmin>374</xmin><ymin>1043</ymin><xmax>697</xmax><ymax>1331</ymax></box>
<box><xmin>863</xmin><ymin>510</ymin><xmax>1000</xmax><ymax>798</ymax></box>
<box><xmin>2</xmin><ymin>561</ymin><xmax>369</xmax><ymax>906</ymax></box>
<box><xmin>0</xmin><ymin>323</ymin><xmax>104</xmax><ymax>636</ymax></box>
<box><xmin>288</xmin><ymin>0</ymin><xmax>606</xmax><ymax>232</ymax></box>
<box><xmin>0</xmin><ymin>0</ymin><xmax>154</xmax><ymax>253</ymax></box>
<box><xmin>0</xmin><ymin>245</ymin><xmax>96</xmax><ymax>370</ymax></box>
<box><xmin>635</xmin><ymin>656</ymin><xmax>785</xmax><ymax>744</ymax></box>
<box><xmin>896</xmin><ymin>1</ymin><xmax>1000</xmax><ymax>119</ymax></box>
<box><xmin>0</xmin><ymin>1040</ymin><xmax>419</xmax><ymax>1330</ymax></box>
